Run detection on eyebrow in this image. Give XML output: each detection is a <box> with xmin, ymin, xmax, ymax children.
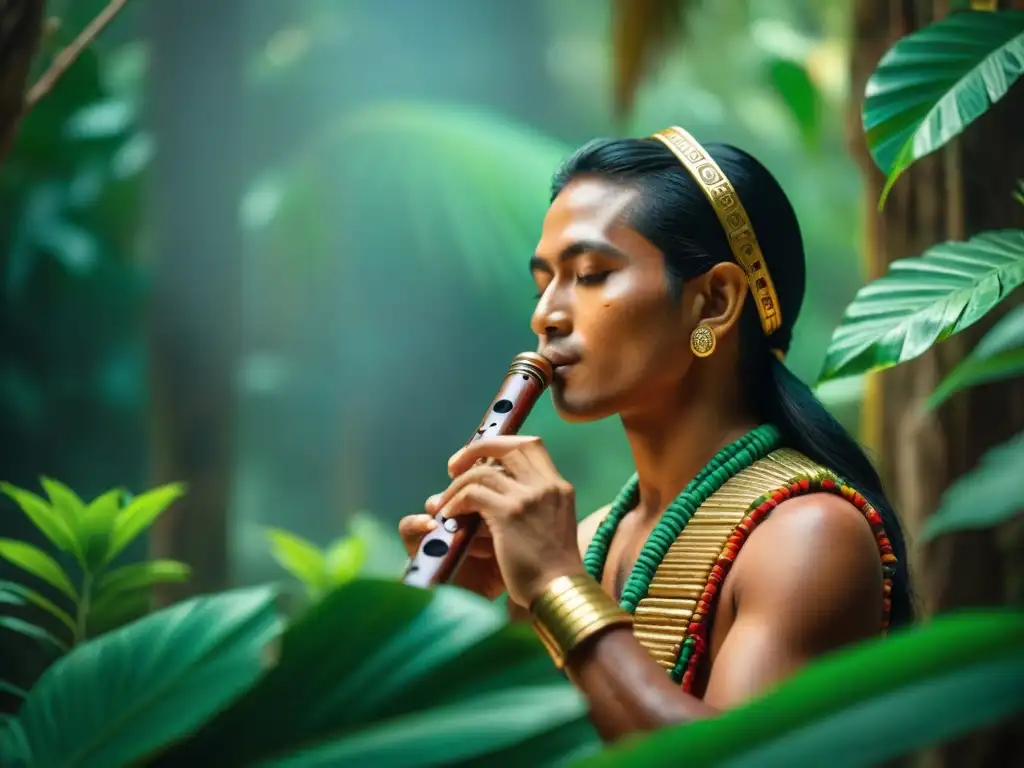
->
<box><xmin>529</xmin><ymin>239</ymin><xmax>629</xmax><ymax>273</ymax></box>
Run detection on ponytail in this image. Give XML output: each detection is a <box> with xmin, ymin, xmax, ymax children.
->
<box><xmin>761</xmin><ymin>353</ymin><xmax>915</xmax><ymax>627</ymax></box>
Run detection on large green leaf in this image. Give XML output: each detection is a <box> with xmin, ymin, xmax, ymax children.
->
<box><xmin>863</xmin><ymin>10</ymin><xmax>1024</xmax><ymax>207</ymax></box>
<box><xmin>581</xmin><ymin>610</ymin><xmax>1024</xmax><ymax>767</ymax></box>
<box><xmin>0</xmin><ymin>539</ymin><xmax>78</xmax><ymax>601</ymax></box>
<box><xmin>0</xmin><ymin>585</ymin><xmax>281</xmax><ymax>768</ymax></box>
<box><xmin>263</xmin><ymin>101</ymin><xmax>569</xmax><ymax>303</ymax></box>
<box><xmin>927</xmin><ymin>304</ymin><xmax>1024</xmax><ymax>408</ymax></box>
<box><xmin>153</xmin><ymin>579</ymin><xmax>599</xmax><ymax>767</ymax></box>
<box><xmin>920</xmin><ymin>431</ymin><xmax>1024</xmax><ymax>543</ymax></box>
<box><xmin>819</xmin><ymin>230</ymin><xmax>1024</xmax><ymax>382</ymax></box>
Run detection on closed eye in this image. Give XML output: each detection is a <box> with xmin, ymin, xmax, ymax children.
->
<box><xmin>576</xmin><ymin>271</ymin><xmax>611</xmax><ymax>286</ymax></box>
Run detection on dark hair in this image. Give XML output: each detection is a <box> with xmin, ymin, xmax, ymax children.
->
<box><xmin>551</xmin><ymin>137</ymin><xmax>913</xmax><ymax>628</ymax></box>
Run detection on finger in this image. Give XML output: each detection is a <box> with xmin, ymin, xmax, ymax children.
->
<box><xmin>513</xmin><ymin>435</ymin><xmax>561</xmax><ymax>478</ymax></box>
<box><xmin>398</xmin><ymin>514</ymin><xmax>438</xmax><ymax>554</ymax></box>
<box><xmin>448</xmin><ymin>435</ymin><xmax>542</xmax><ymax>477</ymax></box>
<box><xmin>440</xmin><ymin>483</ymin><xmax>510</xmax><ymax>521</ymax></box>
<box><xmin>466</xmin><ymin>534</ymin><xmax>496</xmax><ymax>559</ymax></box>
<box><xmin>426</xmin><ymin>463</ymin><xmax>514</xmax><ymax>514</ymax></box>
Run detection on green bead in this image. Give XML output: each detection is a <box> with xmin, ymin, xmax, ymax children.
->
<box><xmin>585</xmin><ymin>424</ymin><xmax>783</xmax><ymax>676</ymax></box>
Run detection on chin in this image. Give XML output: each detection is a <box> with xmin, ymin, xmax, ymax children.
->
<box><xmin>550</xmin><ymin>386</ymin><xmax>618</xmax><ymax>424</ymax></box>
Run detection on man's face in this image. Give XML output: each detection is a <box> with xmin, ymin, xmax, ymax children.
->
<box><xmin>530</xmin><ymin>177</ymin><xmax>696</xmax><ymax>422</ymax></box>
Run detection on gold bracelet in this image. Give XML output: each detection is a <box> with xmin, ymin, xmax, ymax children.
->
<box><xmin>529</xmin><ymin>574</ymin><xmax>633</xmax><ymax>669</ymax></box>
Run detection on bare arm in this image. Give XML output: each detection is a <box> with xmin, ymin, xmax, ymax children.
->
<box><xmin>562</xmin><ymin>494</ymin><xmax>884</xmax><ymax>741</ymax></box>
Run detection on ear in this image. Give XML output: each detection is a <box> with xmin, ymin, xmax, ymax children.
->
<box><xmin>691</xmin><ymin>262</ymin><xmax>748</xmax><ymax>337</ymax></box>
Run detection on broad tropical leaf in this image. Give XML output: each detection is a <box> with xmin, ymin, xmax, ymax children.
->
<box><xmin>0</xmin><ymin>539</ymin><xmax>77</xmax><ymax>601</ymax></box>
<box><xmin>0</xmin><ymin>579</ymin><xmax>76</xmax><ymax>635</ymax></box>
<box><xmin>920</xmin><ymin>431</ymin><xmax>1024</xmax><ymax>543</ymax></box>
<box><xmin>151</xmin><ymin>580</ymin><xmax>599</xmax><ymax>767</ymax></box>
<box><xmin>0</xmin><ymin>483</ymin><xmax>83</xmax><ymax>564</ymax></box>
<box><xmin>863</xmin><ymin>10</ymin><xmax>1024</xmax><ymax>206</ymax></box>
<box><xmin>928</xmin><ymin>304</ymin><xmax>1024</xmax><ymax>408</ymax></box>
<box><xmin>819</xmin><ymin>230</ymin><xmax>1024</xmax><ymax>382</ymax></box>
<box><xmin>266</xmin><ymin>528</ymin><xmax>328</xmax><ymax>593</ymax></box>
<box><xmin>580</xmin><ymin>610</ymin><xmax>1024</xmax><ymax>767</ymax></box>
<box><xmin>106</xmin><ymin>482</ymin><xmax>186</xmax><ymax>563</ymax></box>
<box><xmin>266</xmin><ymin>101</ymin><xmax>569</xmax><ymax>304</ymax></box>
<box><xmin>0</xmin><ymin>585</ymin><xmax>281</xmax><ymax>768</ymax></box>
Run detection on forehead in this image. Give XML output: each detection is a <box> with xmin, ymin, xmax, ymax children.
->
<box><xmin>536</xmin><ymin>177</ymin><xmax>643</xmax><ymax>255</ymax></box>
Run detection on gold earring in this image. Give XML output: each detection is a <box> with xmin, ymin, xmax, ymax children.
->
<box><xmin>690</xmin><ymin>324</ymin><xmax>716</xmax><ymax>358</ymax></box>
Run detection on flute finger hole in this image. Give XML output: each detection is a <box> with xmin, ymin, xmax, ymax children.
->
<box><xmin>423</xmin><ymin>539</ymin><xmax>450</xmax><ymax>557</ymax></box>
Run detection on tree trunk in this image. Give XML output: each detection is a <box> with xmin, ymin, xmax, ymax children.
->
<box><xmin>144</xmin><ymin>0</ymin><xmax>246</xmax><ymax>602</ymax></box>
<box><xmin>848</xmin><ymin>1</ymin><xmax>1024</xmax><ymax>765</ymax></box>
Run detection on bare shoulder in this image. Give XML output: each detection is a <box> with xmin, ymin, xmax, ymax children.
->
<box><xmin>576</xmin><ymin>504</ymin><xmax>612</xmax><ymax>557</ymax></box>
<box><xmin>730</xmin><ymin>491</ymin><xmax>884</xmax><ymax>650</ymax></box>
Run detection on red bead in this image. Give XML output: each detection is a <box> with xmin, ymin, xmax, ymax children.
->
<box><xmin>771</xmin><ymin>489</ymin><xmax>786</xmax><ymax>502</ymax></box>
<box><xmin>821</xmin><ymin>478</ymin><xmax>835</xmax><ymax>489</ymax></box>
<box><xmin>705</xmin><ymin>582</ymin><xmax>718</xmax><ymax>596</ymax></box>
<box><xmin>867</xmin><ymin>509</ymin><xmax>883</xmax><ymax>526</ymax></box>
<box><xmin>687</xmin><ymin>621</ymin><xmax>701</xmax><ymax>634</ymax></box>
<box><xmin>852</xmin><ymin>492</ymin><xmax>866</xmax><ymax>508</ymax></box>
<box><xmin>800</xmin><ymin>478</ymin><xmax>811</xmax><ymax>490</ymax></box>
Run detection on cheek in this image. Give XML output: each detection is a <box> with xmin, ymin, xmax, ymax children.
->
<box><xmin>582</xmin><ymin>287</ymin><xmax>684</xmax><ymax>380</ymax></box>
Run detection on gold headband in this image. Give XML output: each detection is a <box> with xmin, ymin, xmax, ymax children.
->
<box><xmin>651</xmin><ymin>126</ymin><xmax>783</xmax><ymax>341</ymax></box>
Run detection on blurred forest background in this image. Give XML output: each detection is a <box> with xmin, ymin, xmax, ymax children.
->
<box><xmin>1</xmin><ymin>0</ymin><xmax>871</xmax><ymax>595</ymax></box>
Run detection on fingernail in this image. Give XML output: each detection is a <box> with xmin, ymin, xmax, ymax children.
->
<box><xmin>425</xmin><ymin>494</ymin><xmax>439</xmax><ymax>510</ymax></box>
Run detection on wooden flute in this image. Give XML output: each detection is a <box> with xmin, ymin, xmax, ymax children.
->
<box><xmin>401</xmin><ymin>351</ymin><xmax>553</xmax><ymax>588</ymax></box>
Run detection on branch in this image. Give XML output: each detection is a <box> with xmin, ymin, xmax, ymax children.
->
<box><xmin>24</xmin><ymin>0</ymin><xmax>131</xmax><ymax>110</ymax></box>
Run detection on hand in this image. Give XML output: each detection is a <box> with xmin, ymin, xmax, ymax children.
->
<box><xmin>397</xmin><ymin>513</ymin><xmax>507</xmax><ymax>601</ymax></box>
<box><xmin>425</xmin><ymin>435</ymin><xmax>586</xmax><ymax>608</ymax></box>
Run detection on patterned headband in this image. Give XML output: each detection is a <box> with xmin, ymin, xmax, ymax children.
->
<box><xmin>651</xmin><ymin>126</ymin><xmax>784</xmax><ymax>347</ymax></box>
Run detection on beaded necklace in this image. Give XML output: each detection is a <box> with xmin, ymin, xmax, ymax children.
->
<box><xmin>583</xmin><ymin>423</ymin><xmax>782</xmax><ymax>614</ymax></box>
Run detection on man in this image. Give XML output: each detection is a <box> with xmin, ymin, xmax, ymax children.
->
<box><xmin>400</xmin><ymin>126</ymin><xmax>910</xmax><ymax>741</ymax></box>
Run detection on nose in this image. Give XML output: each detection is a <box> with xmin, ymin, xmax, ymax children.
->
<box><xmin>530</xmin><ymin>289</ymin><xmax>572</xmax><ymax>338</ymax></box>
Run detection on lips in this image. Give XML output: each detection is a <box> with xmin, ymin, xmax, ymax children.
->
<box><xmin>541</xmin><ymin>349</ymin><xmax>581</xmax><ymax>371</ymax></box>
